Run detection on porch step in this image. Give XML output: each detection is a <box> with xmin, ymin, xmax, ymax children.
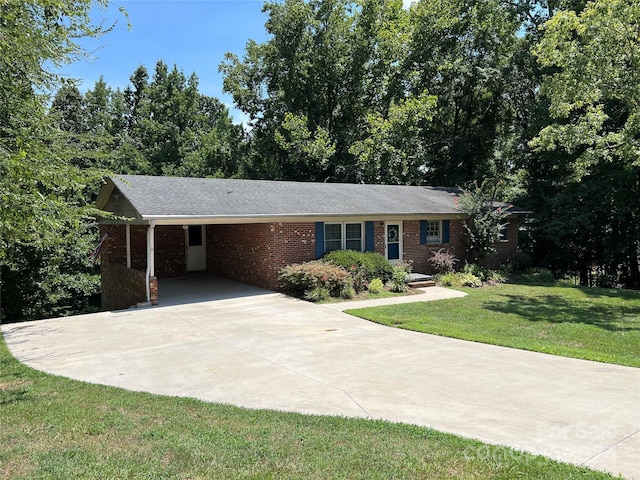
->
<box><xmin>405</xmin><ymin>272</ymin><xmax>436</xmax><ymax>288</ymax></box>
<box><xmin>408</xmin><ymin>280</ymin><xmax>436</xmax><ymax>288</ymax></box>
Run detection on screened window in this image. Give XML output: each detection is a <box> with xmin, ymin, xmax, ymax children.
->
<box><xmin>324</xmin><ymin>222</ymin><xmax>363</xmax><ymax>253</ymax></box>
<box><xmin>427</xmin><ymin>220</ymin><xmax>440</xmax><ymax>243</ymax></box>
<box><xmin>324</xmin><ymin>223</ymin><xmax>343</xmax><ymax>252</ymax></box>
<box><xmin>345</xmin><ymin>223</ymin><xmax>362</xmax><ymax>251</ymax></box>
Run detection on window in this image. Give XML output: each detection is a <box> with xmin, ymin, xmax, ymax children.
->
<box><xmin>500</xmin><ymin>223</ymin><xmax>509</xmax><ymax>242</ymax></box>
<box><xmin>345</xmin><ymin>223</ymin><xmax>362</xmax><ymax>251</ymax></box>
<box><xmin>324</xmin><ymin>223</ymin><xmax>342</xmax><ymax>253</ymax></box>
<box><xmin>324</xmin><ymin>222</ymin><xmax>363</xmax><ymax>253</ymax></box>
<box><xmin>427</xmin><ymin>220</ymin><xmax>440</xmax><ymax>243</ymax></box>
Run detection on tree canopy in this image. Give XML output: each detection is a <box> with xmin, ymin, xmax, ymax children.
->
<box><xmin>3</xmin><ymin>0</ymin><xmax>640</xmax><ymax>322</ymax></box>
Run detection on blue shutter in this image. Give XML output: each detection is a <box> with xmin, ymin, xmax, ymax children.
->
<box><xmin>420</xmin><ymin>220</ymin><xmax>427</xmax><ymax>245</ymax></box>
<box><xmin>365</xmin><ymin>221</ymin><xmax>375</xmax><ymax>252</ymax></box>
<box><xmin>315</xmin><ymin>222</ymin><xmax>325</xmax><ymax>258</ymax></box>
<box><xmin>442</xmin><ymin>220</ymin><xmax>450</xmax><ymax>244</ymax></box>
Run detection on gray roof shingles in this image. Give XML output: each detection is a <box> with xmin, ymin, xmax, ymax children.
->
<box><xmin>107</xmin><ymin>175</ymin><xmax>464</xmax><ymax>219</ymax></box>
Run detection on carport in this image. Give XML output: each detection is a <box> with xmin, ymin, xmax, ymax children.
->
<box><xmin>157</xmin><ymin>275</ymin><xmax>274</xmax><ymax>307</ymax></box>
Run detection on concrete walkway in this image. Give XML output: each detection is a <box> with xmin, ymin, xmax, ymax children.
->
<box><xmin>2</xmin><ymin>283</ymin><xmax>639</xmax><ymax>479</ymax></box>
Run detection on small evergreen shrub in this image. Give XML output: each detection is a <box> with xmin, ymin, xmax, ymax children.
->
<box><xmin>279</xmin><ymin>261</ymin><xmax>354</xmax><ymax>300</ymax></box>
<box><xmin>323</xmin><ymin>250</ymin><xmax>394</xmax><ymax>292</ymax></box>
<box><xmin>428</xmin><ymin>249</ymin><xmax>459</xmax><ymax>273</ymax></box>
<box><xmin>367</xmin><ymin>278</ymin><xmax>384</xmax><ymax>294</ymax></box>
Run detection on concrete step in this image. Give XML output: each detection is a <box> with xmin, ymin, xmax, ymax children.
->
<box><xmin>408</xmin><ymin>280</ymin><xmax>436</xmax><ymax>288</ymax></box>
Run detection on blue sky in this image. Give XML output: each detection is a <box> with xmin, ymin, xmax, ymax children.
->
<box><xmin>62</xmin><ymin>0</ymin><xmax>414</xmax><ymax>124</ymax></box>
<box><xmin>61</xmin><ymin>1</ymin><xmax>270</xmax><ymax>124</ymax></box>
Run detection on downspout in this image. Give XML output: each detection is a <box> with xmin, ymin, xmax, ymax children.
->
<box><xmin>126</xmin><ymin>224</ymin><xmax>131</xmax><ymax>269</ymax></box>
<box><xmin>145</xmin><ymin>220</ymin><xmax>156</xmax><ymax>303</ymax></box>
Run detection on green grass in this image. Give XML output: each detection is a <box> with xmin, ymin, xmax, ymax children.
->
<box><xmin>347</xmin><ymin>282</ymin><xmax>640</xmax><ymax>367</ymax></box>
<box><xmin>0</xmin><ymin>335</ymin><xmax>615</xmax><ymax>479</ymax></box>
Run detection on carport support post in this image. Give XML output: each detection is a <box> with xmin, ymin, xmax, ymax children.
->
<box><xmin>145</xmin><ymin>220</ymin><xmax>156</xmax><ymax>304</ymax></box>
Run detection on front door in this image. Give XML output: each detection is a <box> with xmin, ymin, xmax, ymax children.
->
<box><xmin>186</xmin><ymin>225</ymin><xmax>207</xmax><ymax>271</ymax></box>
<box><xmin>385</xmin><ymin>222</ymin><xmax>402</xmax><ymax>263</ymax></box>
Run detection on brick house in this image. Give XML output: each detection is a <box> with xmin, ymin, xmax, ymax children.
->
<box><xmin>96</xmin><ymin>175</ymin><xmax>525</xmax><ymax>310</ymax></box>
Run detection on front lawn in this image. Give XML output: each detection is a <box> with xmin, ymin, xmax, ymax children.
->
<box><xmin>346</xmin><ymin>282</ymin><xmax>640</xmax><ymax>367</ymax></box>
<box><xmin>0</xmin><ymin>335</ymin><xmax>615</xmax><ymax>479</ymax></box>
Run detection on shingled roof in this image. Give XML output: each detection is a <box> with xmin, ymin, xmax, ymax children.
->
<box><xmin>96</xmin><ymin>175</ymin><xmax>524</xmax><ymax>225</ymax></box>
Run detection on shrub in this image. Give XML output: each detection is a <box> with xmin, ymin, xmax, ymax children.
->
<box><xmin>428</xmin><ymin>249</ymin><xmax>459</xmax><ymax>273</ymax></box>
<box><xmin>521</xmin><ymin>267</ymin><xmax>555</xmax><ymax>284</ymax></box>
<box><xmin>279</xmin><ymin>261</ymin><xmax>354</xmax><ymax>300</ymax></box>
<box><xmin>367</xmin><ymin>278</ymin><xmax>384</xmax><ymax>294</ymax></box>
<box><xmin>460</xmin><ymin>263</ymin><xmax>506</xmax><ymax>285</ymax></box>
<box><xmin>323</xmin><ymin>250</ymin><xmax>394</xmax><ymax>292</ymax></box>
<box><xmin>435</xmin><ymin>271</ymin><xmax>482</xmax><ymax>288</ymax></box>
<box><xmin>435</xmin><ymin>272</ymin><xmax>459</xmax><ymax>287</ymax></box>
<box><xmin>508</xmin><ymin>249</ymin><xmax>533</xmax><ymax>273</ymax></box>
<box><xmin>387</xmin><ymin>265</ymin><xmax>409</xmax><ymax>292</ymax></box>
<box><xmin>459</xmin><ymin>273</ymin><xmax>482</xmax><ymax>287</ymax></box>
<box><xmin>304</xmin><ymin>286</ymin><xmax>330</xmax><ymax>302</ymax></box>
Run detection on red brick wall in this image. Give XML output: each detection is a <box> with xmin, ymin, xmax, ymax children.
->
<box><xmin>155</xmin><ymin>226</ymin><xmax>186</xmax><ymax>277</ymax></box>
<box><xmin>401</xmin><ymin>220</ymin><xmax>466</xmax><ymax>274</ymax></box>
<box><xmin>484</xmin><ymin>216</ymin><xmax>519</xmax><ymax>268</ymax></box>
<box><xmin>207</xmin><ymin>223</ymin><xmax>317</xmax><ymax>290</ymax></box>
<box><xmin>100</xmin><ymin>224</ymin><xmax>163</xmax><ymax>310</ymax></box>
<box><xmin>101</xmin><ymin>225</ymin><xmax>185</xmax><ymax>277</ymax></box>
<box><xmin>101</xmin><ymin>262</ymin><xmax>157</xmax><ymax>310</ymax></box>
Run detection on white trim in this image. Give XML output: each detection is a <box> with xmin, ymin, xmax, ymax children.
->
<box><xmin>323</xmin><ymin>221</ymin><xmax>364</xmax><ymax>253</ymax></box>
<box><xmin>129</xmin><ymin>213</ymin><xmax>466</xmax><ymax>225</ymax></box>
<box><xmin>185</xmin><ymin>224</ymin><xmax>207</xmax><ymax>271</ymax></box>
<box><xmin>384</xmin><ymin>221</ymin><xmax>403</xmax><ymax>263</ymax></box>
<box><xmin>145</xmin><ymin>220</ymin><xmax>155</xmax><ymax>303</ymax></box>
<box><xmin>426</xmin><ymin>219</ymin><xmax>441</xmax><ymax>244</ymax></box>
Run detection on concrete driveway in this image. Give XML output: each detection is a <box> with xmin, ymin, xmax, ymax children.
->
<box><xmin>2</xmin><ymin>281</ymin><xmax>639</xmax><ymax>479</ymax></box>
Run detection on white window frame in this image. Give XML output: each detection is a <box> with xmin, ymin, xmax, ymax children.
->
<box><xmin>324</xmin><ymin>222</ymin><xmax>364</xmax><ymax>253</ymax></box>
<box><xmin>426</xmin><ymin>220</ymin><xmax>441</xmax><ymax>244</ymax></box>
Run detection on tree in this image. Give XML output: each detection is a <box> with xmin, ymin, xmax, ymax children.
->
<box><xmin>0</xmin><ymin>0</ymin><xmax>117</xmax><ymax>321</ymax></box>
<box><xmin>458</xmin><ymin>183</ymin><xmax>511</xmax><ymax>264</ymax></box>
<box><xmin>220</xmin><ymin>0</ymin><xmax>410</xmax><ymax>181</ymax></box>
<box><xmin>530</xmin><ymin>0</ymin><xmax>640</xmax><ymax>287</ymax></box>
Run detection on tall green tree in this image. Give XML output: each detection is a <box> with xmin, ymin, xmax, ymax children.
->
<box><xmin>530</xmin><ymin>0</ymin><xmax>640</xmax><ymax>287</ymax></box>
<box><xmin>0</xmin><ymin>0</ymin><xmax>117</xmax><ymax>321</ymax></box>
<box><xmin>220</xmin><ymin>0</ymin><xmax>409</xmax><ymax>181</ymax></box>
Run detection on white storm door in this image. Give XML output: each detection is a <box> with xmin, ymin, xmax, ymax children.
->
<box><xmin>385</xmin><ymin>222</ymin><xmax>402</xmax><ymax>263</ymax></box>
<box><xmin>186</xmin><ymin>225</ymin><xmax>207</xmax><ymax>271</ymax></box>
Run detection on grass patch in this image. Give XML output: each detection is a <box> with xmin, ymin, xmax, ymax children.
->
<box><xmin>347</xmin><ymin>282</ymin><xmax>640</xmax><ymax>367</ymax></box>
<box><xmin>0</xmin><ymin>334</ymin><xmax>615</xmax><ymax>479</ymax></box>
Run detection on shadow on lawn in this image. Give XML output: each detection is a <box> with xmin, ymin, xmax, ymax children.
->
<box><xmin>482</xmin><ymin>292</ymin><xmax>640</xmax><ymax>332</ymax></box>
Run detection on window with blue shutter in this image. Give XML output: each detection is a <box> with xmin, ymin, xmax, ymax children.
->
<box><xmin>420</xmin><ymin>220</ymin><xmax>427</xmax><ymax>244</ymax></box>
